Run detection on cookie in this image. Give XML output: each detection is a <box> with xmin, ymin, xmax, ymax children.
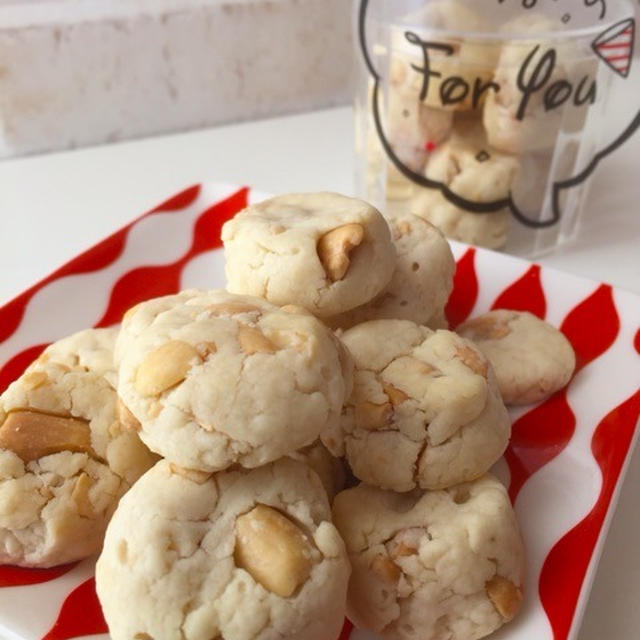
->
<box><xmin>96</xmin><ymin>458</ymin><xmax>350</xmax><ymax>640</ymax></box>
<box><xmin>483</xmin><ymin>18</ymin><xmax>578</xmax><ymax>154</ymax></box>
<box><xmin>411</xmin><ymin>134</ymin><xmax>519</xmax><ymax>248</ymax></box>
<box><xmin>388</xmin><ymin>58</ymin><xmax>454</xmax><ymax>171</ymax></box>
<box><xmin>327</xmin><ymin>213</ymin><xmax>455</xmax><ymax>330</ymax></box>
<box><xmin>0</xmin><ymin>328</ymin><xmax>157</xmax><ymax>567</ymax></box>
<box><xmin>288</xmin><ymin>441</ymin><xmax>346</xmax><ymax>501</ymax></box>
<box><xmin>392</xmin><ymin>2</ymin><xmax>499</xmax><ymax>112</ymax></box>
<box><xmin>116</xmin><ymin>290</ymin><xmax>352</xmax><ymax>472</ymax></box>
<box><xmin>332</xmin><ymin>474</ymin><xmax>525</xmax><ymax>640</ymax></box>
<box><xmin>321</xmin><ymin>320</ymin><xmax>511</xmax><ymax>491</ymax></box>
<box><xmin>483</xmin><ymin>91</ymin><xmax>560</xmax><ymax>155</ymax></box>
<box><xmin>457</xmin><ymin>310</ymin><xmax>576</xmax><ymax>405</ymax></box>
<box><xmin>222</xmin><ymin>192</ymin><xmax>396</xmax><ymax>317</ymax></box>
<box><xmin>412</xmin><ymin>193</ymin><xmax>510</xmax><ymax>249</ymax></box>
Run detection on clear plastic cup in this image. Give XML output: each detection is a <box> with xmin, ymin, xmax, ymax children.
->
<box><xmin>354</xmin><ymin>0</ymin><xmax>637</xmax><ymax>255</ymax></box>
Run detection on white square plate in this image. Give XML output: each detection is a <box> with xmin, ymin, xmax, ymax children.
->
<box><xmin>0</xmin><ymin>183</ymin><xmax>638</xmax><ymax>640</ymax></box>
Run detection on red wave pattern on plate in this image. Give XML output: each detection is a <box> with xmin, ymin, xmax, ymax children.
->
<box><xmin>506</xmin><ymin>389</ymin><xmax>575</xmax><ymax>502</ymax></box>
<box><xmin>151</xmin><ymin>184</ymin><xmax>201</xmax><ymax>212</ymax></box>
<box><xmin>41</xmin><ymin>577</ymin><xmax>107</xmax><ymax>640</ymax></box>
<box><xmin>445</xmin><ymin>248</ymin><xmax>478</xmax><ymax>329</ymax></box>
<box><xmin>0</xmin><ymin>188</ymin><xmax>246</xmax><ymax>393</ymax></box>
<box><xmin>0</xmin><ymin>562</ymin><xmax>77</xmax><ymax>588</ymax></box>
<box><xmin>0</xmin><ymin>344</ymin><xmax>49</xmax><ymax>395</ymax></box>
<box><xmin>561</xmin><ymin>285</ymin><xmax>619</xmax><ymax>372</ymax></box>
<box><xmin>539</xmin><ymin>390</ymin><xmax>640</xmax><ymax>640</ymax></box>
<box><xmin>491</xmin><ymin>264</ymin><xmax>546</xmax><ymax>319</ymax></box>
<box><xmin>505</xmin><ymin>283</ymin><xmax>620</xmax><ymax>502</ymax></box>
<box><xmin>96</xmin><ymin>187</ymin><xmax>248</xmax><ymax>327</ymax></box>
<box><xmin>634</xmin><ymin>328</ymin><xmax>640</xmax><ymax>355</ymax></box>
<box><xmin>0</xmin><ymin>185</ymin><xmax>201</xmax><ymax>346</ymax></box>
<box><xmin>338</xmin><ymin>619</ymin><xmax>355</xmax><ymax>640</ymax></box>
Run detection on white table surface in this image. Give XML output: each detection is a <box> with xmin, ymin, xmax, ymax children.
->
<box><xmin>0</xmin><ymin>106</ymin><xmax>639</xmax><ymax>640</ymax></box>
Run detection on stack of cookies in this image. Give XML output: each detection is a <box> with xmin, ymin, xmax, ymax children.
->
<box><xmin>0</xmin><ymin>192</ymin><xmax>576</xmax><ymax>640</ymax></box>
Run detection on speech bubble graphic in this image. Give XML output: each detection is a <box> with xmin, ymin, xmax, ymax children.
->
<box><xmin>358</xmin><ymin>0</ymin><xmax>639</xmax><ymax>230</ymax></box>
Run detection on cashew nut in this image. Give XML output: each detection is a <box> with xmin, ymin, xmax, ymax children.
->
<box><xmin>135</xmin><ymin>340</ymin><xmax>202</xmax><ymax>396</ymax></box>
<box><xmin>370</xmin><ymin>554</ymin><xmax>401</xmax><ymax>583</ymax></box>
<box><xmin>237</xmin><ymin>325</ymin><xmax>277</xmax><ymax>355</ymax></box>
<box><xmin>354</xmin><ymin>401</ymin><xmax>392</xmax><ymax>431</ymax></box>
<box><xmin>381</xmin><ymin>380</ymin><xmax>409</xmax><ymax>406</ymax></box>
<box><xmin>461</xmin><ymin>315</ymin><xmax>512</xmax><ymax>340</ymax></box>
<box><xmin>317</xmin><ymin>223</ymin><xmax>364</xmax><ymax>282</ymax></box>
<box><xmin>456</xmin><ymin>344</ymin><xmax>488</xmax><ymax>378</ymax></box>
<box><xmin>234</xmin><ymin>504</ymin><xmax>314</xmax><ymax>597</ymax></box>
<box><xmin>0</xmin><ymin>410</ymin><xmax>95</xmax><ymax>462</ymax></box>
<box><xmin>486</xmin><ymin>575</ymin><xmax>523</xmax><ymax>620</ymax></box>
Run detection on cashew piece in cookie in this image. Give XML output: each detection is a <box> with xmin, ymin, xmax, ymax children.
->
<box><xmin>135</xmin><ymin>340</ymin><xmax>202</xmax><ymax>396</ymax></box>
<box><xmin>317</xmin><ymin>224</ymin><xmax>365</xmax><ymax>282</ymax></box>
<box><xmin>354</xmin><ymin>401</ymin><xmax>393</xmax><ymax>431</ymax></box>
<box><xmin>0</xmin><ymin>410</ymin><xmax>96</xmax><ymax>461</ymax></box>
<box><xmin>234</xmin><ymin>504</ymin><xmax>314</xmax><ymax>597</ymax></box>
<box><xmin>486</xmin><ymin>575</ymin><xmax>523</xmax><ymax>620</ymax></box>
<box><xmin>237</xmin><ymin>325</ymin><xmax>277</xmax><ymax>355</ymax></box>
<box><xmin>461</xmin><ymin>315</ymin><xmax>512</xmax><ymax>340</ymax></box>
<box><xmin>370</xmin><ymin>554</ymin><xmax>401</xmax><ymax>584</ymax></box>
<box><xmin>455</xmin><ymin>344</ymin><xmax>489</xmax><ymax>378</ymax></box>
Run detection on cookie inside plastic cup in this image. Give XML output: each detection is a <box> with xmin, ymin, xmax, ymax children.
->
<box><xmin>355</xmin><ymin>0</ymin><xmax>637</xmax><ymax>255</ymax></box>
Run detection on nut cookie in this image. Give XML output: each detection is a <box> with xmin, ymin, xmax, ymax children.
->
<box><xmin>393</xmin><ymin>1</ymin><xmax>499</xmax><ymax>111</ymax></box>
<box><xmin>288</xmin><ymin>441</ymin><xmax>346</xmax><ymax>501</ymax></box>
<box><xmin>411</xmin><ymin>135</ymin><xmax>519</xmax><ymax>249</ymax></box>
<box><xmin>483</xmin><ymin>17</ymin><xmax>580</xmax><ymax>154</ymax></box>
<box><xmin>0</xmin><ymin>328</ymin><xmax>157</xmax><ymax>567</ymax></box>
<box><xmin>457</xmin><ymin>310</ymin><xmax>576</xmax><ymax>405</ymax></box>
<box><xmin>222</xmin><ymin>193</ymin><xmax>396</xmax><ymax>317</ymax></box>
<box><xmin>387</xmin><ymin>59</ymin><xmax>454</xmax><ymax>171</ymax></box>
<box><xmin>327</xmin><ymin>214</ymin><xmax>455</xmax><ymax>330</ymax></box>
<box><xmin>116</xmin><ymin>290</ymin><xmax>352</xmax><ymax>472</ymax></box>
<box><xmin>321</xmin><ymin>320</ymin><xmax>510</xmax><ymax>491</ymax></box>
<box><xmin>332</xmin><ymin>475</ymin><xmax>525</xmax><ymax>640</ymax></box>
<box><xmin>96</xmin><ymin>458</ymin><xmax>350</xmax><ymax>640</ymax></box>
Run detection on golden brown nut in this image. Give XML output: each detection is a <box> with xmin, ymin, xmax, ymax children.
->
<box><xmin>317</xmin><ymin>224</ymin><xmax>365</xmax><ymax>282</ymax></box>
<box><xmin>234</xmin><ymin>504</ymin><xmax>314</xmax><ymax>597</ymax></box>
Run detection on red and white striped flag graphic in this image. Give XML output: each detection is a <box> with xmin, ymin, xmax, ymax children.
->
<box><xmin>591</xmin><ymin>18</ymin><xmax>635</xmax><ymax>78</ymax></box>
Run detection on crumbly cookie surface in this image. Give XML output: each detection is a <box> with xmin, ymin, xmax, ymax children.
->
<box><xmin>221</xmin><ymin>192</ymin><xmax>396</xmax><ymax>317</ymax></box>
<box><xmin>96</xmin><ymin>458</ymin><xmax>350</xmax><ymax>640</ymax></box>
<box><xmin>457</xmin><ymin>310</ymin><xmax>576</xmax><ymax>405</ymax></box>
<box><xmin>332</xmin><ymin>475</ymin><xmax>525</xmax><ymax>640</ymax></box>
<box><xmin>321</xmin><ymin>320</ymin><xmax>510</xmax><ymax>491</ymax></box>
<box><xmin>327</xmin><ymin>214</ymin><xmax>454</xmax><ymax>330</ymax></box>
<box><xmin>0</xmin><ymin>328</ymin><xmax>156</xmax><ymax>567</ymax></box>
<box><xmin>116</xmin><ymin>290</ymin><xmax>352</xmax><ymax>472</ymax></box>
